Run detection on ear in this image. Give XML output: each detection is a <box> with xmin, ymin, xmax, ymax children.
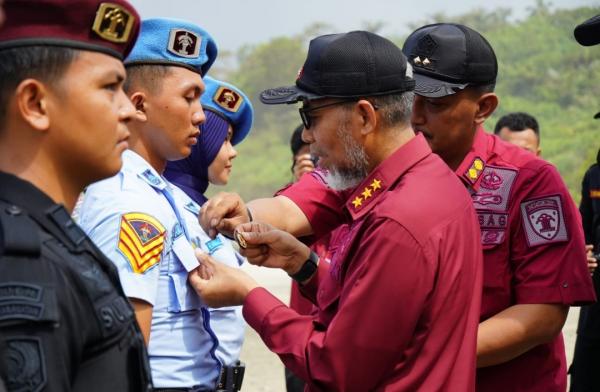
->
<box><xmin>474</xmin><ymin>93</ymin><xmax>498</xmax><ymax>126</ymax></box>
<box><xmin>356</xmin><ymin>99</ymin><xmax>378</xmax><ymax>136</ymax></box>
<box><xmin>129</xmin><ymin>91</ymin><xmax>148</xmax><ymax>122</ymax></box>
<box><xmin>536</xmin><ymin>147</ymin><xmax>542</xmax><ymax>157</ymax></box>
<box><xmin>15</xmin><ymin>79</ymin><xmax>51</xmax><ymax>132</ymax></box>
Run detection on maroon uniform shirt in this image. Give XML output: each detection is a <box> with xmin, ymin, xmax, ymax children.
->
<box><xmin>457</xmin><ymin>128</ymin><xmax>595</xmax><ymax>391</ymax></box>
<box><xmin>243</xmin><ymin>134</ymin><xmax>483</xmax><ymax>391</ymax></box>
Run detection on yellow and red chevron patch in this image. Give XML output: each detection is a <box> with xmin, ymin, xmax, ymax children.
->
<box><xmin>118</xmin><ymin>213</ymin><xmax>166</xmax><ymax>274</ymax></box>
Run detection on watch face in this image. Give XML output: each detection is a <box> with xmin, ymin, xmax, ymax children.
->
<box><xmin>291</xmin><ymin>251</ymin><xmax>319</xmax><ymax>282</ymax></box>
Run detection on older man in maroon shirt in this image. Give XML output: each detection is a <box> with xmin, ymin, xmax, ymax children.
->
<box><xmin>191</xmin><ymin>31</ymin><xmax>482</xmax><ymax>391</ymax></box>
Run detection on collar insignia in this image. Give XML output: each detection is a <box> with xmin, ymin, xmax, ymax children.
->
<box><xmin>351</xmin><ymin>178</ymin><xmax>383</xmax><ymax>211</ymax></box>
<box><xmin>464</xmin><ymin>157</ymin><xmax>485</xmax><ymax>184</ymax></box>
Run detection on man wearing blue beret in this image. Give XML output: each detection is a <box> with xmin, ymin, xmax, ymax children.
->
<box><xmin>164</xmin><ymin>76</ymin><xmax>254</xmax><ymax>379</ymax></box>
<box><xmin>78</xmin><ymin>18</ymin><xmax>240</xmax><ymax>391</ymax></box>
<box><xmin>0</xmin><ymin>0</ymin><xmax>154</xmax><ymax>391</ymax></box>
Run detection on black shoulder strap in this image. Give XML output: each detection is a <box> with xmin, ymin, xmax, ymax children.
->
<box><xmin>0</xmin><ymin>201</ymin><xmax>41</xmax><ymax>257</ymax></box>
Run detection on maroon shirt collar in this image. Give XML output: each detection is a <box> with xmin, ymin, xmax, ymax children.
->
<box><xmin>345</xmin><ymin>133</ymin><xmax>432</xmax><ymax>220</ymax></box>
<box><xmin>454</xmin><ymin>126</ymin><xmax>494</xmax><ymax>192</ymax></box>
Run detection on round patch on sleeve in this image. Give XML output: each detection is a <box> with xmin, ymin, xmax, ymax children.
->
<box><xmin>118</xmin><ymin>213</ymin><xmax>166</xmax><ymax>274</ymax></box>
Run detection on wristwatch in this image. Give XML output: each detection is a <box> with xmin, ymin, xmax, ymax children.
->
<box><xmin>289</xmin><ymin>251</ymin><xmax>319</xmax><ymax>282</ymax></box>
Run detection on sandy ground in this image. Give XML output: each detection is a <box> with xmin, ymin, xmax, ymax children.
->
<box><xmin>238</xmin><ymin>263</ymin><xmax>582</xmax><ymax>392</ymax></box>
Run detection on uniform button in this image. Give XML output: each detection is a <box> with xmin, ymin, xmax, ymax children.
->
<box><xmin>6</xmin><ymin>205</ymin><xmax>22</xmax><ymax>215</ymax></box>
<box><xmin>562</xmin><ymin>282</ymin><xmax>569</xmax><ymax>288</ymax></box>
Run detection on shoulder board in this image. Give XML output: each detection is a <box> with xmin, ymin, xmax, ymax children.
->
<box><xmin>0</xmin><ymin>202</ymin><xmax>41</xmax><ymax>257</ymax></box>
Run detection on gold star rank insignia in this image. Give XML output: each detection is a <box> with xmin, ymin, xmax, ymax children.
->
<box><xmin>370</xmin><ymin>179</ymin><xmax>382</xmax><ymax>191</ymax></box>
<box><xmin>92</xmin><ymin>2</ymin><xmax>135</xmax><ymax>43</ymax></box>
<box><xmin>352</xmin><ymin>197</ymin><xmax>363</xmax><ymax>209</ymax></box>
<box><xmin>118</xmin><ymin>213</ymin><xmax>166</xmax><ymax>274</ymax></box>
<box><xmin>214</xmin><ymin>86</ymin><xmax>243</xmax><ymax>112</ymax></box>
<box><xmin>362</xmin><ymin>188</ymin><xmax>372</xmax><ymax>199</ymax></box>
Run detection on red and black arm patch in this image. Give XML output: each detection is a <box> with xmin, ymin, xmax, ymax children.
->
<box><xmin>118</xmin><ymin>213</ymin><xmax>166</xmax><ymax>274</ymax></box>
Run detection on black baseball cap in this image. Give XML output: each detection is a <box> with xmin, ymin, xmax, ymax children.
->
<box><xmin>260</xmin><ymin>30</ymin><xmax>415</xmax><ymax>105</ymax></box>
<box><xmin>594</xmin><ymin>112</ymin><xmax>600</xmax><ymax>119</ymax></box>
<box><xmin>402</xmin><ymin>23</ymin><xmax>497</xmax><ymax>98</ymax></box>
<box><xmin>574</xmin><ymin>15</ymin><xmax>600</xmax><ymax>46</ymax></box>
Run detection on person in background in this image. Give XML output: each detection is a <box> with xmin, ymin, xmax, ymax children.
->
<box><xmin>494</xmin><ymin>112</ymin><xmax>541</xmax><ymax>156</ymax></box>
<box><xmin>164</xmin><ymin>76</ymin><xmax>253</xmax><ymax>386</ymax></box>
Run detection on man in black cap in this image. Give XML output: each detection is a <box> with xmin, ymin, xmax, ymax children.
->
<box><xmin>0</xmin><ymin>1</ymin><xmax>152</xmax><ymax>391</ymax></box>
<box><xmin>569</xmin><ymin>16</ymin><xmax>600</xmax><ymax>391</ymax></box>
<box><xmin>401</xmin><ymin>23</ymin><xmax>594</xmax><ymax>392</ymax></box>
<box><xmin>193</xmin><ymin>30</ymin><xmax>483</xmax><ymax>391</ymax></box>
<box><xmin>201</xmin><ymin>23</ymin><xmax>596</xmax><ymax>392</ymax></box>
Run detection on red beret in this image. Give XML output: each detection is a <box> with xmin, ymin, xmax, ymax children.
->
<box><xmin>0</xmin><ymin>0</ymin><xmax>140</xmax><ymax>59</ymax></box>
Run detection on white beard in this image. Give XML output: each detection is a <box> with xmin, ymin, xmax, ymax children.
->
<box><xmin>322</xmin><ymin>119</ymin><xmax>369</xmax><ymax>191</ymax></box>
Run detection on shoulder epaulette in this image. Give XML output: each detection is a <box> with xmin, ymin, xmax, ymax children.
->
<box><xmin>0</xmin><ymin>202</ymin><xmax>41</xmax><ymax>257</ymax></box>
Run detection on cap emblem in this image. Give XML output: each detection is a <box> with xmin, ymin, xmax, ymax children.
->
<box><xmin>413</xmin><ymin>56</ymin><xmax>422</xmax><ymax>65</ymax></box>
<box><xmin>213</xmin><ymin>86</ymin><xmax>243</xmax><ymax>112</ymax></box>
<box><xmin>422</xmin><ymin>58</ymin><xmax>431</xmax><ymax>66</ymax></box>
<box><xmin>168</xmin><ymin>29</ymin><xmax>201</xmax><ymax>58</ymax></box>
<box><xmin>92</xmin><ymin>2</ymin><xmax>135</xmax><ymax>43</ymax></box>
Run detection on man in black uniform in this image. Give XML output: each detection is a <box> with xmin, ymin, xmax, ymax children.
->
<box><xmin>0</xmin><ymin>1</ymin><xmax>153</xmax><ymax>391</ymax></box>
<box><xmin>570</xmin><ymin>14</ymin><xmax>600</xmax><ymax>391</ymax></box>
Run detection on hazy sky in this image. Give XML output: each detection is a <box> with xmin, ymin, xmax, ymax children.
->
<box><xmin>129</xmin><ymin>0</ymin><xmax>599</xmax><ymax>52</ymax></box>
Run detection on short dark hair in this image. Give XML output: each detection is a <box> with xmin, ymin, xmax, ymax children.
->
<box><xmin>468</xmin><ymin>82</ymin><xmax>496</xmax><ymax>95</ymax></box>
<box><xmin>0</xmin><ymin>46</ymin><xmax>78</xmax><ymax>128</ymax></box>
<box><xmin>290</xmin><ymin>124</ymin><xmax>307</xmax><ymax>156</ymax></box>
<box><xmin>124</xmin><ymin>64</ymin><xmax>172</xmax><ymax>94</ymax></box>
<box><xmin>493</xmin><ymin>112</ymin><xmax>540</xmax><ymax>138</ymax></box>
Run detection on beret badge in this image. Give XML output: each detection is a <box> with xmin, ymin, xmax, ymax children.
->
<box><xmin>92</xmin><ymin>2</ymin><xmax>135</xmax><ymax>43</ymax></box>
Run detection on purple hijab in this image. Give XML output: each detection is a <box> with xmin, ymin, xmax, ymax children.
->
<box><xmin>164</xmin><ymin>110</ymin><xmax>230</xmax><ymax>205</ymax></box>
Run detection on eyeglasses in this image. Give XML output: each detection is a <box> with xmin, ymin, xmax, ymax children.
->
<box><xmin>299</xmin><ymin>99</ymin><xmax>379</xmax><ymax>129</ymax></box>
<box><xmin>299</xmin><ymin>99</ymin><xmax>357</xmax><ymax>129</ymax></box>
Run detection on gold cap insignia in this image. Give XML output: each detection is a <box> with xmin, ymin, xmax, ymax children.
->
<box><xmin>92</xmin><ymin>3</ymin><xmax>135</xmax><ymax>43</ymax></box>
<box><xmin>214</xmin><ymin>86</ymin><xmax>243</xmax><ymax>112</ymax></box>
<box><xmin>168</xmin><ymin>29</ymin><xmax>201</xmax><ymax>58</ymax></box>
<box><xmin>422</xmin><ymin>58</ymin><xmax>431</xmax><ymax>66</ymax></box>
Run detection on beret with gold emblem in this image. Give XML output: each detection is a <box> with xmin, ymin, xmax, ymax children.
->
<box><xmin>201</xmin><ymin>76</ymin><xmax>253</xmax><ymax>145</ymax></box>
<box><xmin>0</xmin><ymin>0</ymin><xmax>140</xmax><ymax>59</ymax></box>
<box><xmin>124</xmin><ymin>18</ymin><xmax>217</xmax><ymax>75</ymax></box>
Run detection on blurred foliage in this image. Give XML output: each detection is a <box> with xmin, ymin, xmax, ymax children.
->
<box><xmin>207</xmin><ymin>3</ymin><xmax>600</xmax><ymax>202</ymax></box>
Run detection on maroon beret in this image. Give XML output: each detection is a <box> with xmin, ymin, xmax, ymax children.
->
<box><xmin>0</xmin><ymin>0</ymin><xmax>140</xmax><ymax>59</ymax></box>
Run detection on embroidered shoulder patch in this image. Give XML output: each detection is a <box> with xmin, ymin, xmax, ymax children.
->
<box><xmin>118</xmin><ymin>213</ymin><xmax>166</xmax><ymax>274</ymax></box>
<box><xmin>3</xmin><ymin>337</ymin><xmax>46</xmax><ymax>391</ymax></box>
<box><xmin>520</xmin><ymin>195</ymin><xmax>568</xmax><ymax>247</ymax></box>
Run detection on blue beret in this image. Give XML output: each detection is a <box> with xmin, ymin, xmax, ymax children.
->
<box><xmin>124</xmin><ymin>18</ymin><xmax>217</xmax><ymax>75</ymax></box>
<box><xmin>201</xmin><ymin>76</ymin><xmax>253</xmax><ymax>145</ymax></box>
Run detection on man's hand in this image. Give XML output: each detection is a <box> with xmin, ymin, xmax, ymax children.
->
<box><xmin>293</xmin><ymin>153</ymin><xmax>316</xmax><ymax>181</ymax></box>
<box><xmin>236</xmin><ymin>222</ymin><xmax>311</xmax><ymax>276</ymax></box>
<box><xmin>189</xmin><ymin>249</ymin><xmax>259</xmax><ymax>308</ymax></box>
<box><xmin>199</xmin><ymin>192</ymin><xmax>250</xmax><ymax>238</ymax></box>
<box><xmin>586</xmin><ymin>244</ymin><xmax>597</xmax><ymax>274</ymax></box>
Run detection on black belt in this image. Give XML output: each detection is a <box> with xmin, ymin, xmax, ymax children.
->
<box><xmin>154</xmin><ymin>361</ymin><xmax>245</xmax><ymax>392</ymax></box>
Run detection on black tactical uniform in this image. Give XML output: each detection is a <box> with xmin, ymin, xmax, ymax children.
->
<box><xmin>570</xmin><ymin>149</ymin><xmax>600</xmax><ymax>391</ymax></box>
<box><xmin>0</xmin><ymin>172</ymin><xmax>153</xmax><ymax>392</ymax></box>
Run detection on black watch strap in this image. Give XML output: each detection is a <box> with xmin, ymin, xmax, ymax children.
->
<box><xmin>289</xmin><ymin>251</ymin><xmax>319</xmax><ymax>282</ymax></box>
